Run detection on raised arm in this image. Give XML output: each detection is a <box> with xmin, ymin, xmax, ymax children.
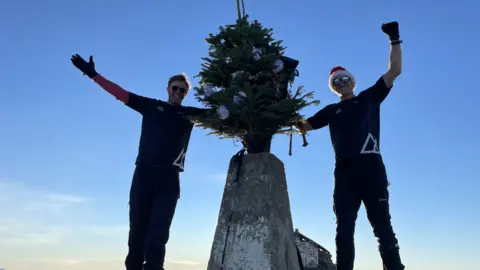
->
<box><xmin>71</xmin><ymin>54</ymin><xmax>152</xmax><ymax>113</ymax></box>
<box><xmin>381</xmin><ymin>21</ymin><xmax>403</xmax><ymax>88</ymax></box>
<box><xmin>71</xmin><ymin>54</ymin><xmax>129</xmax><ymax>102</ymax></box>
<box><xmin>93</xmin><ymin>74</ymin><xmax>152</xmax><ymax>113</ymax></box>
<box><xmin>92</xmin><ymin>74</ymin><xmax>129</xmax><ymax>103</ymax></box>
<box><xmin>362</xmin><ymin>22</ymin><xmax>403</xmax><ymax>103</ymax></box>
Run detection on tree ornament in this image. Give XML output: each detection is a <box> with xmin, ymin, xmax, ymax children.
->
<box><xmin>231</xmin><ymin>71</ymin><xmax>244</xmax><ymax>80</ymax></box>
<box><xmin>204</xmin><ymin>83</ymin><xmax>215</xmax><ymax>97</ymax></box>
<box><xmin>252</xmin><ymin>47</ymin><xmax>262</xmax><ymax>61</ymax></box>
<box><xmin>233</xmin><ymin>91</ymin><xmax>247</xmax><ymax>104</ymax></box>
<box><xmin>217</xmin><ymin>105</ymin><xmax>230</xmax><ymax>120</ymax></box>
<box><xmin>273</xmin><ymin>59</ymin><xmax>284</xmax><ymax>73</ymax></box>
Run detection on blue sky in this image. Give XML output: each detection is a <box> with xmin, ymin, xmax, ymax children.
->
<box><xmin>1</xmin><ymin>1</ymin><xmax>479</xmax><ymax>269</ymax></box>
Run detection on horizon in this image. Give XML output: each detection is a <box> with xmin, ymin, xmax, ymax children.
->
<box><xmin>1</xmin><ymin>1</ymin><xmax>479</xmax><ymax>270</ymax></box>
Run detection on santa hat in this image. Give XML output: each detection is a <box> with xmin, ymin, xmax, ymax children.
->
<box><xmin>328</xmin><ymin>66</ymin><xmax>356</xmax><ymax>91</ymax></box>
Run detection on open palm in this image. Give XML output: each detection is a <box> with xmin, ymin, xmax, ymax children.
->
<box><xmin>71</xmin><ymin>54</ymin><xmax>97</xmax><ymax>78</ymax></box>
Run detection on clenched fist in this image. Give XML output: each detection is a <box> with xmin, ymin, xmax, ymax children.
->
<box><xmin>381</xmin><ymin>21</ymin><xmax>400</xmax><ymax>41</ymax></box>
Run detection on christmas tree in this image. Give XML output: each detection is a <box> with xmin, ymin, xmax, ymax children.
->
<box><xmin>191</xmin><ymin>2</ymin><xmax>319</xmax><ymax>153</ymax></box>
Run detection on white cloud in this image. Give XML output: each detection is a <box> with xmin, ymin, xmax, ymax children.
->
<box><xmin>47</xmin><ymin>193</ymin><xmax>88</xmax><ymax>203</ymax></box>
<box><xmin>60</xmin><ymin>259</ymin><xmax>81</xmax><ymax>266</ymax></box>
<box><xmin>86</xmin><ymin>224</ymin><xmax>129</xmax><ymax>236</ymax></box>
<box><xmin>22</xmin><ymin>256</ymin><xmax>203</xmax><ymax>269</ymax></box>
<box><xmin>0</xmin><ymin>179</ymin><xmax>88</xmax><ymax>246</ymax></box>
<box><xmin>26</xmin><ymin>256</ymin><xmax>123</xmax><ymax>264</ymax></box>
<box><xmin>0</xmin><ymin>178</ymin><xmax>207</xmax><ymax>270</ymax></box>
<box><xmin>0</xmin><ymin>223</ymin><xmax>69</xmax><ymax>245</ymax></box>
<box><xmin>0</xmin><ymin>180</ymin><xmax>88</xmax><ymax>214</ymax></box>
<box><xmin>167</xmin><ymin>258</ymin><xmax>203</xmax><ymax>266</ymax></box>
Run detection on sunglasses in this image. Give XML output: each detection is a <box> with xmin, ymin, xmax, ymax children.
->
<box><xmin>333</xmin><ymin>76</ymin><xmax>351</xmax><ymax>85</ymax></box>
<box><xmin>171</xmin><ymin>85</ymin><xmax>187</xmax><ymax>94</ymax></box>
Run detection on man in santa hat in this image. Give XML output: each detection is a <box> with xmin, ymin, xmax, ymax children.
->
<box><xmin>296</xmin><ymin>22</ymin><xmax>404</xmax><ymax>270</ymax></box>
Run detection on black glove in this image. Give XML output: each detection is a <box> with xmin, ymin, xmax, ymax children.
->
<box><xmin>71</xmin><ymin>54</ymin><xmax>98</xmax><ymax>79</ymax></box>
<box><xmin>381</xmin><ymin>21</ymin><xmax>400</xmax><ymax>41</ymax></box>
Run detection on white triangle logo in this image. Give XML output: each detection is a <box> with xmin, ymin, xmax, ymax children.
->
<box><xmin>360</xmin><ymin>133</ymin><xmax>380</xmax><ymax>154</ymax></box>
<box><xmin>173</xmin><ymin>148</ymin><xmax>186</xmax><ymax>170</ymax></box>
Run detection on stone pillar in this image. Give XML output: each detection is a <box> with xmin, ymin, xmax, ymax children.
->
<box><xmin>207</xmin><ymin>152</ymin><xmax>301</xmax><ymax>270</ymax></box>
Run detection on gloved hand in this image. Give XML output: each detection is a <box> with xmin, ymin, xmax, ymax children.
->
<box><xmin>71</xmin><ymin>54</ymin><xmax>98</xmax><ymax>79</ymax></box>
<box><xmin>294</xmin><ymin>122</ymin><xmax>304</xmax><ymax>132</ymax></box>
<box><xmin>381</xmin><ymin>21</ymin><xmax>400</xmax><ymax>41</ymax></box>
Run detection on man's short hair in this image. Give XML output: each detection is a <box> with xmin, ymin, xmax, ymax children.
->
<box><xmin>168</xmin><ymin>73</ymin><xmax>191</xmax><ymax>89</ymax></box>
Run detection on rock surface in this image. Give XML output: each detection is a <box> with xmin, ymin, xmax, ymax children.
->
<box><xmin>294</xmin><ymin>229</ymin><xmax>337</xmax><ymax>270</ymax></box>
<box><xmin>207</xmin><ymin>152</ymin><xmax>301</xmax><ymax>270</ymax></box>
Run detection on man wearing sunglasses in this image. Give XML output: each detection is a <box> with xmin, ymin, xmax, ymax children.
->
<box><xmin>70</xmin><ymin>54</ymin><xmax>205</xmax><ymax>270</ymax></box>
<box><xmin>296</xmin><ymin>22</ymin><xmax>404</xmax><ymax>270</ymax></box>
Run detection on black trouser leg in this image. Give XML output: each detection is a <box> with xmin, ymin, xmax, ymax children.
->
<box><xmin>143</xmin><ymin>194</ymin><xmax>178</xmax><ymax>270</ymax></box>
<box><xmin>143</xmin><ymin>169</ymin><xmax>180</xmax><ymax>270</ymax></box>
<box><xmin>333</xmin><ymin>164</ymin><xmax>362</xmax><ymax>270</ymax></box>
<box><xmin>362</xmin><ymin>160</ymin><xmax>404</xmax><ymax>270</ymax></box>
<box><xmin>125</xmin><ymin>167</ymin><xmax>154</xmax><ymax>270</ymax></box>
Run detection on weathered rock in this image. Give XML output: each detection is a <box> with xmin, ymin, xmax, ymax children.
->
<box><xmin>207</xmin><ymin>152</ymin><xmax>301</xmax><ymax>270</ymax></box>
<box><xmin>294</xmin><ymin>229</ymin><xmax>336</xmax><ymax>270</ymax></box>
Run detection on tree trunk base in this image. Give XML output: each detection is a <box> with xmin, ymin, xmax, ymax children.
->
<box><xmin>244</xmin><ymin>136</ymin><xmax>272</xmax><ymax>154</ymax></box>
<box><xmin>207</xmin><ymin>152</ymin><xmax>301</xmax><ymax>270</ymax></box>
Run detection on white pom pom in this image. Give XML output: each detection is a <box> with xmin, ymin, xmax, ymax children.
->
<box><xmin>204</xmin><ymin>84</ymin><xmax>215</xmax><ymax>97</ymax></box>
<box><xmin>233</xmin><ymin>91</ymin><xmax>247</xmax><ymax>104</ymax></box>
<box><xmin>252</xmin><ymin>47</ymin><xmax>262</xmax><ymax>61</ymax></box>
<box><xmin>273</xmin><ymin>59</ymin><xmax>284</xmax><ymax>73</ymax></box>
<box><xmin>231</xmin><ymin>71</ymin><xmax>243</xmax><ymax>80</ymax></box>
<box><xmin>217</xmin><ymin>105</ymin><xmax>230</xmax><ymax>120</ymax></box>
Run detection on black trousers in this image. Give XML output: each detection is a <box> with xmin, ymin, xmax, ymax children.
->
<box><xmin>125</xmin><ymin>165</ymin><xmax>180</xmax><ymax>270</ymax></box>
<box><xmin>333</xmin><ymin>154</ymin><xmax>404</xmax><ymax>270</ymax></box>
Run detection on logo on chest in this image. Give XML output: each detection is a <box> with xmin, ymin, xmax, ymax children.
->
<box><xmin>157</xmin><ymin>105</ymin><xmax>164</xmax><ymax>112</ymax></box>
